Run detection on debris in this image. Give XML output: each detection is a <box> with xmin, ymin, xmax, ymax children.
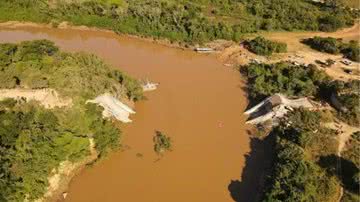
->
<box><xmin>244</xmin><ymin>94</ymin><xmax>315</xmax><ymax>125</ymax></box>
<box><xmin>141</xmin><ymin>80</ymin><xmax>159</xmax><ymax>92</ymax></box>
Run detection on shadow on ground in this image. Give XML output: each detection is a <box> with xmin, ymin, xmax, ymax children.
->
<box><xmin>228</xmin><ymin>133</ymin><xmax>275</xmax><ymax>202</ymax></box>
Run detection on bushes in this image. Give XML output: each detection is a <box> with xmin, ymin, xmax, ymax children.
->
<box><xmin>242</xmin><ymin>61</ymin><xmax>329</xmax><ymax>100</ymax></box>
<box><xmin>153</xmin><ymin>131</ymin><xmax>172</xmax><ymax>155</ymax></box>
<box><xmin>0</xmin><ymin>40</ymin><xmax>143</xmax><ymax>101</ymax></box>
<box><xmin>319</xmin><ymin>15</ymin><xmax>346</xmax><ymax>32</ymax></box>
<box><xmin>246</xmin><ymin>36</ymin><xmax>287</xmax><ymax>56</ymax></box>
<box><xmin>341</xmin><ymin>40</ymin><xmax>360</xmax><ymax>62</ymax></box>
<box><xmin>302</xmin><ymin>36</ymin><xmax>341</xmax><ymax>54</ymax></box>
<box><xmin>303</xmin><ymin>37</ymin><xmax>360</xmax><ymax>62</ymax></box>
<box><xmin>332</xmin><ymin>80</ymin><xmax>360</xmax><ymax>126</ymax></box>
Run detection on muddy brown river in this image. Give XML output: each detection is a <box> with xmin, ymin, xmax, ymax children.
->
<box><xmin>0</xmin><ymin>25</ymin><xmax>269</xmax><ymax>202</ymax></box>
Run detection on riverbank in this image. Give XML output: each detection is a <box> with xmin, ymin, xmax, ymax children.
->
<box><xmin>39</xmin><ymin>138</ymin><xmax>98</xmax><ymax>202</ymax></box>
<box><xmin>0</xmin><ymin>21</ymin><xmax>188</xmax><ymax>50</ymax></box>
<box><xmin>0</xmin><ymin>20</ymin><xmax>358</xmax><ymax>202</ymax></box>
<box><xmin>0</xmin><ymin>40</ymin><xmax>143</xmax><ymax>201</ymax></box>
<box><xmin>0</xmin><ymin>23</ymin><xmax>255</xmax><ymax>202</ymax></box>
<box><xmin>2</xmin><ymin>20</ymin><xmax>359</xmax><ymax>82</ymax></box>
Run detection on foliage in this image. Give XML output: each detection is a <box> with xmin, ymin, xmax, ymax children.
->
<box><xmin>0</xmin><ymin>0</ymin><xmax>357</xmax><ymax>44</ymax></box>
<box><xmin>0</xmin><ymin>40</ymin><xmax>143</xmax><ymax>101</ymax></box>
<box><xmin>341</xmin><ymin>40</ymin><xmax>360</xmax><ymax>62</ymax></box>
<box><xmin>153</xmin><ymin>131</ymin><xmax>172</xmax><ymax>155</ymax></box>
<box><xmin>331</xmin><ymin>80</ymin><xmax>360</xmax><ymax>126</ymax></box>
<box><xmin>262</xmin><ymin>109</ymin><xmax>339</xmax><ymax>202</ymax></box>
<box><xmin>242</xmin><ymin>61</ymin><xmax>330</xmax><ymax>100</ymax></box>
<box><xmin>303</xmin><ymin>36</ymin><xmax>342</xmax><ymax>54</ymax></box>
<box><xmin>246</xmin><ymin>36</ymin><xmax>287</xmax><ymax>56</ymax></box>
<box><xmin>342</xmin><ymin>131</ymin><xmax>360</xmax><ymax>169</ymax></box>
<box><xmin>0</xmin><ymin>40</ymin><xmax>139</xmax><ymax>200</ymax></box>
<box><xmin>303</xmin><ymin>37</ymin><xmax>360</xmax><ymax>62</ymax></box>
<box><xmin>0</xmin><ymin>101</ymin><xmax>90</xmax><ymax>201</ymax></box>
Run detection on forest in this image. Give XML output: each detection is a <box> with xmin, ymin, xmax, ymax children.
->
<box><xmin>0</xmin><ymin>0</ymin><xmax>358</xmax><ymax>44</ymax></box>
<box><xmin>0</xmin><ymin>40</ymin><xmax>143</xmax><ymax>201</ymax></box>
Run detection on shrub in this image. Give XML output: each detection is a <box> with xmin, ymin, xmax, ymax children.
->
<box><xmin>302</xmin><ymin>36</ymin><xmax>341</xmax><ymax>54</ymax></box>
<box><xmin>341</xmin><ymin>40</ymin><xmax>360</xmax><ymax>62</ymax></box>
<box><xmin>153</xmin><ymin>131</ymin><xmax>172</xmax><ymax>155</ymax></box>
<box><xmin>246</xmin><ymin>36</ymin><xmax>287</xmax><ymax>56</ymax></box>
<box><xmin>319</xmin><ymin>15</ymin><xmax>346</xmax><ymax>32</ymax></box>
<box><xmin>303</xmin><ymin>37</ymin><xmax>360</xmax><ymax>62</ymax></box>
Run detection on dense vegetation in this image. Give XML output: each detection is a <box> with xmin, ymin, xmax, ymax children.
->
<box><xmin>0</xmin><ymin>0</ymin><xmax>358</xmax><ymax>44</ymax></box>
<box><xmin>242</xmin><ymin>62</ymin><xmax>330</xmax><ymax>101</ymax></box>
<box><xmin>0</xmin><ymin>99</ymin><xmax>123</xmax><ymax>201</ymax></box>
<box><xmin>245</xmin><ymin>36</ymin><xmax>287</xmax><ymax>56</ymax></box>
<box><xmin>0</xmin><ymin>40</ymin><xmax>142</xmax><ymax>200</ymax></box>
<box><xmin>302</xmin><ymin>37</ymin><xmax>360</xmax><ymax>62</ymax></box>
<box><xmin>263</xmin><ymin>109</ymin><xmax>340</xmax><ymax>202</ymax></box>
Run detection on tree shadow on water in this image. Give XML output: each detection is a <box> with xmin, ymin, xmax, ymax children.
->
<box><xmin>228</xmin><ymin>133</ymin><xmax>275</xmax><ymax>202</ymax></box>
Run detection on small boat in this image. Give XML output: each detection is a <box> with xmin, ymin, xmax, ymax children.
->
<box><xmin>142</xmin><ymin>80</ymin><xmax>159</xmax><ymax>92</ymax></box>
<box><xmin>194</xmin><ymin>47</ymin><xmax>214</xmax><ymax>53</ymax></box>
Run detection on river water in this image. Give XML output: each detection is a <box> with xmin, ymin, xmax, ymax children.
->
<box><xmin>0</xmin><ymin>26</ymin><xmax>266</xmax><ymax>202</ymax></box>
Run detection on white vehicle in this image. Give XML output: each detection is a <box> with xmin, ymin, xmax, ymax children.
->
<box><xmin>341</xmin><ymin>60</ymin><xmax>352</xmax><ymax>66</ymax></box>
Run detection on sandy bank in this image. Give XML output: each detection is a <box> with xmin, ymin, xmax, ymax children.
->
<box><xmin>35</xmin><ymin>138</ymin><xmax>98</xmax><ymax>202</ymax></box>
<box><xmin>0</xmin><ymin>21</ymin><xmax>188</xmax><ymax>50</ymax></box>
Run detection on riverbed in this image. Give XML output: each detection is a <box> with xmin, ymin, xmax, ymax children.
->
<box><xmin>0</xmin><ymin>25</ymin><xmax>266</xmax><ymax>202</ymax></box>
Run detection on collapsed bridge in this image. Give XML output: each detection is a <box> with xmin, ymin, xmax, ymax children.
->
<box><xmin>245</xmin><ymin>94</ymin><xmax>316</xmax><ymax>125</ymax></box>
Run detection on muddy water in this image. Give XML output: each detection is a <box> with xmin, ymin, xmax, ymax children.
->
<box><xmin>0</xmin><ymin>26</ymin><xmax>257</xmax><ymax>202</ymax></box>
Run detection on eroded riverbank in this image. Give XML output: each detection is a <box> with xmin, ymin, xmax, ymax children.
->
<box><xmin>0</xmin><ymin>25</ymin><xmax>266</xmax><ymax>202</ymax></box>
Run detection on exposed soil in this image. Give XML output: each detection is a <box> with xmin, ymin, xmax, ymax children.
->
<box><xmin>214</xmin><ymin>22</ymin><xmax>360</xmax><ymax>81</ymax></box>
<box><xmin>0</xmin><ymin>88</ymin><xmax>72</xmax><ymax>108</ymax></box>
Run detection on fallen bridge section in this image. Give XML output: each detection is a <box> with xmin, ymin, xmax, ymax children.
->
<box><xmin>87</xmin><ymin>93</ymin><xmax>135</xmax><ymax>123</ymax></box>
<box><xmin>245</xmin><ymin>94</ymin><xmax>315</xmax><ymax>125</ymax></box>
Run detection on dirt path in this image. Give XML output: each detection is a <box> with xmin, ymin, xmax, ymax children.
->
<box><xmin>324</xmin><ymin>121</ymin><xmax>360</xmax><ymax>202</ymax></box>
<box><xmin>215</xmin><ymin>22</ymin><xmax>360</xmax><ymax>81</ymax></box>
